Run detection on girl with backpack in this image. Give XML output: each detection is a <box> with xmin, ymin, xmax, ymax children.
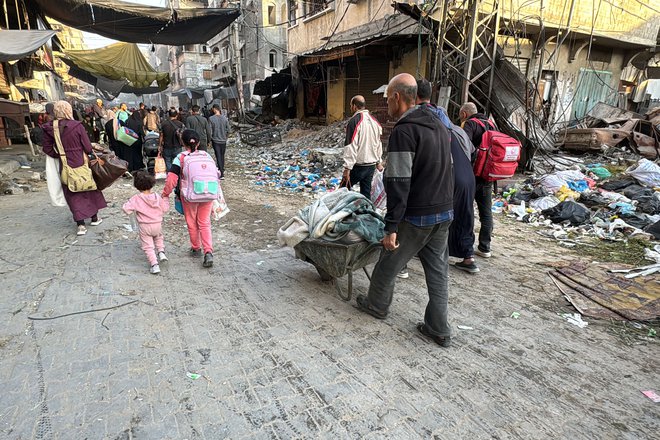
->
<box><xmin>162</xmin><ymin>129</ymin><xmax>219</xmax><ymax>268</ymax></box>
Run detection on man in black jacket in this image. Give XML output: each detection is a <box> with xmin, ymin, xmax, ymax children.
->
<box><xmin>356</xmin><ymin>73</ymin><xmax>454</xmax><ymax>347</ymax></box>
<box><xmin>460</xmin><ymin>102</ymin><xmax>494</xmax><ymax>258</ymax></box>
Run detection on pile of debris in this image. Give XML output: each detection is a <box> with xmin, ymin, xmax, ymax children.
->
<box><xmin>235</xmin><ymin>120</ymin><xmax>348</xmax><ymax>196</ymax></box>
<box><xmin>498</xmin><ymin>157</ymin><xmax>660</xmax><ymax>245</ymax></box>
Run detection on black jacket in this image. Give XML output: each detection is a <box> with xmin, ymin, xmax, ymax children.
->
<box><xmin>384</xmin><ymin>106</ymin><xmax>454</xmax><ymax>233</ymax></box>
<box><xmin>462</xmin><ymin>112</ymin><xmax>495</xmax><ymax>149</ymax></box>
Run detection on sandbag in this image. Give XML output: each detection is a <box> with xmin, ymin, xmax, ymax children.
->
<box><xmin>89</xmin><ymin>152</ymin><xmax>128</xmax><ymax>190</ymax></box>
<box><xmin>542</xmin><ymin>201</ymin><xmax>591</xmax><ymax>225</ymax></box>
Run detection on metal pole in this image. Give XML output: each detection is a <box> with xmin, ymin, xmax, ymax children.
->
<box><xmin>232</xmin><ymin>21</ymin><xmax>245</xmax><ymax>122</ymax></box>
<box><xmin>430</xmin><ymin>0</ymin><xmax>446</xmax><ymax>84</ymax></box>
<box><xmin>485</xmin><ymin>0</ymin><xmax>500</xmax><ymax>115</ymax></box>
<box><xmin>461</xmin><ymin>0</ymin><xmax>479</xmax><ymax>104</ymax></box>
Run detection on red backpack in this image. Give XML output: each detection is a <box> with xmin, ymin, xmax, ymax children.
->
<box><xmin>471</xmin><ymin>118</ymin><xmax>521</xmax><ymax>181</ymax></box>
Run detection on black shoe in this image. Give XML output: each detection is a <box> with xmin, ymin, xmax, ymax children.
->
<box><xmin>190</xmin><ymin>248</ymin><xmax>203</xmax><ymax>257</ymax></box>
<box><xmin>454</xmin><ymin>260</ymin><xmax>480</xmax><ymax>274</ymax></box>
<box><xmin>356</xmin><ymin>294</ymin><xmax>387</xmax><ymax>320</ymax></box>
<box><xmin>417</xmin><ymin>323</ymin><xmax>451</xmax><ymax>347</ymax></box>
<box><xmin>203</xmin><ymin>252</ymin><xmax>213</xmax><ymax>268</ymax></box>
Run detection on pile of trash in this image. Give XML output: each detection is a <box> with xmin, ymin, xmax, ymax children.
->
<box><xmin>499</xmin><ymin>158</ymin><xmax>660</xmax><ymax>244</ymax></box>
<box><xmin>235</xmin><ymin>120</ymin><xmax>348</xmax><ymax>196</ymax></box>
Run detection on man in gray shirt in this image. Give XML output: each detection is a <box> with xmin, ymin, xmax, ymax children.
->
<box><xmin>185</xmin><ymin>105</ymin><xmax>212</xmax><ymax>151</ymax></box>
<box><xmin>209</xmin><ymin>104</ymin><xmax>230</xmax><ymax>177</ymax></box>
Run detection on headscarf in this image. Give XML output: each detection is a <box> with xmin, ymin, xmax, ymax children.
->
<box><xmin>53</xmin><ymin>100</ymin><xmax>73</xmax><ymax>120</ymax></box>
<box><xmin>45</xmin><ymin>102</ymin><xmax>54</xmax><ymax>116</ymax></box>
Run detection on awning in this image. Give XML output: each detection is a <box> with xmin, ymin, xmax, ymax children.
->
<box><xmin>0</xmin><ymin>30</ymin><xmax>57</xmax><ymax>62</ymax></box>
<box><xmin>302</xmin><ymin>14</ymin><xmax>426</xmax><ymax>56</ymax></box>
<box><xmin>35</xmin><ymin>0</ymin><xmax>240</xmax><ymax>45</ymax></box>
<box><xmin>15</xmin><ymin>78</ymin><xmax>46</xmax><ymax>90</ymax></box>
<box><xmin>253</xmin><ymin>68</ymin><xmax>292</xmax><ymax>96</ymax></box>
<box><xmin>61</xmin><ymin>43</ymin><xmax>170</xmax><ymax>89</ymax></box>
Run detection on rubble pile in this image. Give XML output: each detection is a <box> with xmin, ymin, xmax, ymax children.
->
<box><xmin>235</xmin><ymin>120</ymin><xmax>348</xmax><ymax>196</ymax></box>
<box><xmin>498</xmin><ymin>157</ymin><xmax>660</xmax><ymax>246</ymax></box>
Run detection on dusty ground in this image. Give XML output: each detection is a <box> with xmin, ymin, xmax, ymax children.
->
<box><xmin>0</xmin><ymin>144</ymin><xmax>658</xmax><ymax>439</ymax></box>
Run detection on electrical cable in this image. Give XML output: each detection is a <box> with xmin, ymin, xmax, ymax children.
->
<box><xmin>28</xmin><ymin>300</ymin><xmax>140</xmax><ymax>321</ymax></box>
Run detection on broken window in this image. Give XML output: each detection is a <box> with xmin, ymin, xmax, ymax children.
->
<box><xmin>304</xmin><ymin>0</ymin><xmax>326</xmax><ymax>17</ymax></box>
<box><xmin>288</xmin><ymin>1</ymin><xmax>297</xmax><ymax>26</ymax></box>
<box><xmin>268</xmin><ymin>4</ymin><xmax>276</xmax><ymax>25</ymax></box>
<box><xmin>269</xmin><ymin>50</ymin><xmax>277</xmax><ymax>68</ymax></box>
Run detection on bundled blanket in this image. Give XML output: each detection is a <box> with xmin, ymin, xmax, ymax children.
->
<box><xmin>277</xmin><ymin>188</ymin><xmax>385</xmax><ymax>247</ymax></box>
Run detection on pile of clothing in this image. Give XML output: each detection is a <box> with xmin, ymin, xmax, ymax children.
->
<box><xmin>277</xmin><ymin>188</ymin><xmax>385</xmax><ymax>247</ymax></box>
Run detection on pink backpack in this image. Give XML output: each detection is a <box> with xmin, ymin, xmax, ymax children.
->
<box><xmin>471</xmin><ymin>118</ymin><xmax>521</xmax><ymax>181</ymax></box>
<box><xmin>179</xmin><ymin>151</ymin><xmax>220</xmax><ymax>202</ymax></box>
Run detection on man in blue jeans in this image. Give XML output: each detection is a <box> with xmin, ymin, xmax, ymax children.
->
<box><xmin>356</xmin><ymin>73</ymin><xmax>454</xmax><ymax>347</ymax></box>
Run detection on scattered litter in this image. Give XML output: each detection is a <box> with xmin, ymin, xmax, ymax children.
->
<box><xmin>256</xmin><ymin>260</ymin><xmax>265</xmax><ymax>266</ymax></box>
<box><xmin>122</xmin><ymin>224</ymin><xmax>133</xmax><ymax>232</ymax></box>
<box><xmin>648</xmin><ymin>328</ymin><xmax>657</xmax><ymax>337</ymax></box>
<box><xmin>641</xmin><ymin>390</ymin><xmax>660</xmax><ymax>403</ymax></box>
<box><xmin>457</xmin><ymin>325</ymin><xmax>474</xmax><ymax>330</ymax></box>
<box><xmin>510</xmin><ymin>312</ymin><xmax>520</xmax><ymax>319</ymax></box>
<box><xmin>561</xmin><ymin>313</ymin><xmax>589</xmax><ymax>328</ymax></box>
<box><xmin>186</xmin><ymin>372</ymin><xmax>201</xmax><ymax>380</ymax></box>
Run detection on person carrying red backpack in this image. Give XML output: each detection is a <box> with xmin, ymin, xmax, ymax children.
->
<box><xmin>162</xmin><ymin>129</ymin><xmax>220</xmax><ymax>268</ymax></box>
<box><xmin>460</xmin><ymin>103</ymin><xmax>496</xmax><ymax>258</ymax></box>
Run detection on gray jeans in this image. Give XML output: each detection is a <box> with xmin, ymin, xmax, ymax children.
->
<box><xmin>366</xmin><ymin>220</ymin><xmax>452</xmax><ymax>337</ymax></box>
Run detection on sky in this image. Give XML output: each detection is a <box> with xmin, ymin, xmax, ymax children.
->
<box><xmin>81</xmin><ymin>0</ymin><xmax>168</xmax><ymax>49</ymax></box>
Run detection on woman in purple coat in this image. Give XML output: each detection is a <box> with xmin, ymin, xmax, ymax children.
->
<box><xmin>42</xmin><ymin>101</ymin><xmax>107</xmax><ymax>236</ymax></box>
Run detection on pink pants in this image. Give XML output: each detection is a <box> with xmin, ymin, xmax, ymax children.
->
<box><xmin>139</xmin><ymin>223</ymin><xmax>165</xmax><ymax>266</ymax></box>
<box><xmin>181</xmin><ymin>199</ymin><xmax>213</xmax><ymax>253</ymax></box>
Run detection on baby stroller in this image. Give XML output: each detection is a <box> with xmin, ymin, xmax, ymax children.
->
<box><xmin>143</xmin><ymin>131</ymin><xmax>160</xmax><ymax>174</ymax></box>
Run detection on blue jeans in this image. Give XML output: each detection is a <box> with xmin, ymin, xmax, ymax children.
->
<box><xmin>162</xmin><ymin>147</ymin><xmax>181</xmax><ymax>172</ymax></box>
<box><xmin>366</xmin><ymin>220</ymin><xmax>452</xmax><ymax>337</ymax></box>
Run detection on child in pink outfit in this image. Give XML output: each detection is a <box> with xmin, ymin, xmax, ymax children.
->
<box><xmin>123</xmin><ymin>171</ymin><xmax>170</xmax><ymax>274</ymax></box>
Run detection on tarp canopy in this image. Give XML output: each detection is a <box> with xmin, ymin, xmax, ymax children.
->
<box><xmin>0</xmin><ymin>29</ymin><xmax>56</xmax><ymax>62</ymax></box>
<box><xmin>61</xmin><ymin>43</ymin><xmax>169</xmax><ymax>89</ymax></box>
<box><xmin>34</xmin><ymin>0</ymin><xmax>240</xmax><ymax>45</ymax></box>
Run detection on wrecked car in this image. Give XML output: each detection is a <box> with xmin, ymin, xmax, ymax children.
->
<box><xmin>557</xmin><ymin>118</ymin><xmax>660</xmax><ymax>159</ymax></box>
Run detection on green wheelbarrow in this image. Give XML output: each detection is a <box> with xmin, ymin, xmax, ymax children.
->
<box><xmin>294</xmin><ymin>238</ymin><xmax>383</xmax><ymax>301</ymax></box>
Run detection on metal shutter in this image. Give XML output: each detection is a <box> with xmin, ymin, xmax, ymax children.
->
<box><xmin>344</xmin><ymin>57</ymin><xmax>390</xmax><ymax>118</ymax></box>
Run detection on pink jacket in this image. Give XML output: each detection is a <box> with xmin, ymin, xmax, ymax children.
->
<box><xmin>122</xmin><ymin>192</ymin><xmax>169</xmax><ymax>224</ymax></box>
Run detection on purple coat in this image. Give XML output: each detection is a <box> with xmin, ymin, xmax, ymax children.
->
<box><xmin>42</xmin><ymin>120</ymin><xmax>107</xmax><ymax>222</ymax></box>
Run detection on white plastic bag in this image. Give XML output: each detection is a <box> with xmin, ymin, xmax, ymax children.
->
<box><xmin>530</xmin><ymin>195</ymin><xmax>560</xmax><ymax>211</ymax></box>
<box><xmin>370</xmin><ymin>169</ymin><xmax>386</xmax><ymax>210</ymax></box>
<box><xmin>626</xmin><ymin>159</ymin><xmax>660</xmax><ymax>187</ymax></box>
<box><xmin>212</xmin><ymin>186</ymin><xmax>229</xmax><ymax>221</ymax></box>
<box><xmin>45</xmin><ymin>156</ymin><xmax>66</xmax><ymax>207</ymax></box>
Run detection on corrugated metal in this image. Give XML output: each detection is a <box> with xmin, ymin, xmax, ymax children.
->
<box><xmin>572</xmin><ymin>68</ymin><xmax>613</xmax><ymax>119</ymax></box>
<box><xmin>344</xmin><ymin>57</ymin><xmax>389</xmax><ymax>119</ymax></box>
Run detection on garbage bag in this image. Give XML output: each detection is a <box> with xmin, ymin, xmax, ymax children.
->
<box><xmin>530</xmin><ymin>186</ymin><xmax>548</xmax><ymax>199</ymax></box>
<box><xmin>567</xmin><ymin>180</ymin><xmax>589</xmax><ymax>192</ymax></box>
<box><xmin>623</xmin><ymin>185</ymin><xmax>660</xmax><ymax>214</ymax></box>
<box><xmin>541</xmin><ymin>201</ymin><xmax>591</xmax><ymax>225</ymax></box>
<box><xmin>588</xmin><ymin>166</ymin><xmax>611</xmax><ymax>179</ymax></box>
<box><xmin>600</xmin><ymin>176</ymin><xmax>636</xmax><ymax>192</ymax></box>
<box><xmin>579</xmin><ymin>191</ymin><xmax>611</xmax><ymax>208</ymax></box>
<box><xmin>621</xmin><ymin>213</ymin><xmax>652</xmax><ymax>230</ymax></box>
<box><xmin>510</xmin><ymin>190</ymin><xmax>533</xmax><ymax>204</ymax></box>
<box><xmin>645</xmin><ymin>220</ymin><xmax>660</xmax><ymax>239</ymax></box>
<box><xmin>626</xmin><ymin>159</ymin><xmax>660</xmax><ymax>188</ymax></box>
